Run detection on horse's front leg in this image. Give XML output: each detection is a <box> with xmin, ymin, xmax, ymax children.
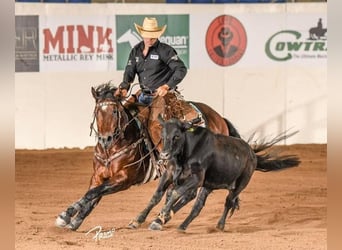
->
<box><xmin>169</xmin><ymin>188</ymin><xmax>198</xmax><ymax>219</ymax></box>
<box><xmin>149</xmin><ymin>172</ymin><xmax>202</xmax><ymax>231</ymax></box>
<box><xmin>66</xmin><ymin>179</ymin><xmax>129</xmax><ymax>230</ymax></box>
<box><xmin>55</xmin><ymin>197</ymin><xmax>86</xmax><ymax>228</ymax></box>
<box><xmin>158</xmin><ymin>186</ymin><xmax>198</xmax><ymax>226</ymax></box>
<box><xmin>65</xmin><ymin>196</ymin><xmax>102</xmax><ymax>231</ymax></box>
<box><xmin>178</xmin><ymin>187</ymin><xmax>211</xmax><ymax>232</ymax></box>
<box><xmin>128</xmin><ymin>170</ymin><xmax>172</xmax><ymax>229</ymax></box>
<box><xmin>56</xmin><ymin>173</ymin><xmax>128</xmax><ymax>231</ymax></box>
<box><xmin>55</xmin><ymin>170</ymin><xmax>105</xmax><ymax>230</ymax></box>
<box><xmin>55</xmin><ymin>184</ymin><xmax>105</xmax><ymax>231</ymax></box>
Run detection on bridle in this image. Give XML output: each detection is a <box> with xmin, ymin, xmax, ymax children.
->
<box><xmin>90</xmin><ymin>100</ymin><xmax>124</xmax><ymax>145</ymax></box>
<box><xmin>90</xmin><ymin>101</ymin><xmax>120</xmax><ymax>139</ymax></box>
<box><xmin>90</xmin><ymin>98</ymin><xmax>157</xmax><ymax>168</ymax></box>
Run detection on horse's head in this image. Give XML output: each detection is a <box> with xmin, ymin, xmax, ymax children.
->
<box><xmin>158</xmin><ymin>116</ymin><xmax>191</xmax><ymax>161</ymax></box>
<box><xmin>91</xmin><ymin>83</ymin><xmax>128</xmax><ymax>149</ymax></box>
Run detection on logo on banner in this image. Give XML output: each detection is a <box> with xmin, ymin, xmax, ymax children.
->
<box><xmin>116</xmin><ymin>15</ymin><xmax>189</xmax><ymax>70</ymax></box>
<box><xmin>265</xmin><ymin>18</ymin><xmax>327</xmax><ymax>61</ymax></box>
<box><xmin>42</xmin><ymin>25</ymin><xmax>115</xmax><ymax>63</ymax></box>
<box><xmin>205</xmin><ymin>15</ymin><xmax>247</xmax><ymax>67</ymax></box>
<box><xmin>15</xmin><ymin>16</ymin><xmax>40</xmax><ymax>72</ymax></box>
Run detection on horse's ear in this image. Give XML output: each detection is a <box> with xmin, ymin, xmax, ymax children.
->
<box><xmin>112</xmin><ymin>86</ymin><xmax>118</xmax><ymax>97</ymax></box>
<box><xmin>157</xmin><ymin>114</ymin><xmax>165</xmax><ymax>125</ymax></box>
<box><xmin>91</xmin><ymin>87</ymin><xmax>98</xmax><ymax>100</ymax></box>
<box><xmin>182</xmin><ymin>121</ymin><xmax>192</xmax><ymax>131</ymax></box>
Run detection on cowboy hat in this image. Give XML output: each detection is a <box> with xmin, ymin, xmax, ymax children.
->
<box><xmin>134</xmin><ymin>17</ymin><xmax>167</xmax><ymax>39</ymax></box>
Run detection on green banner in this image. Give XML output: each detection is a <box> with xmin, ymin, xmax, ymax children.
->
<box><xmin>116</xmin><ymin>14</ymin><xmax>189</xmax><ymax>70</ymax></box>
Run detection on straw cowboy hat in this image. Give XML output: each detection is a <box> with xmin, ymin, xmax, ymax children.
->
<box><xmin>134</xmin><ymin>17</ymin><xmax>167</xmax><ymax>39</ymax></box>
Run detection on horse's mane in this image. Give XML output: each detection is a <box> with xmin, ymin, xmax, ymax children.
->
<box><xmin>94</xmin><ymin>82</ymin><xmax>118</xmax><ymax>100</ymax></box>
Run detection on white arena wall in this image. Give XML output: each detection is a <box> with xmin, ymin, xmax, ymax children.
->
<box><xmin>15</xmin><ymin>2</ymin><xmax>327</xmax><ymax>149</ymax></box>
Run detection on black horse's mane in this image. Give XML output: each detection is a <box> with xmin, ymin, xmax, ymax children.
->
<box><xmin>94</xmin><ymin>82</ymin><xmax>118</xmax><ymax>100</ymax></box>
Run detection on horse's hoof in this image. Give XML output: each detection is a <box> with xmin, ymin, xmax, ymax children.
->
<box><xmin>149</xmin><ymin>221</ymin><xmax>163</xmax><ymax>231</ymax></box>
<box><xmin>66</xmin><ymin>218</ymin><xmax>82</xmax><ymax>231</ymax></box>
<box><xmin>215</xmin><ymin>223</ymin><xmax>225</xmax><ymax>231</ymax></box>
<box><xmin>55</xmin><ymin>216</ymin><xmax>67</xmax><ymax>228</ymax></box>
<box><xmin>65</xmin><ymin>223</ymin><xmax>77</xmax><ymax>231</ymax></box>
<box><xmin>55</xmin><ymin>212</ymin><xmax>70</xmax><ymax>228</ymax></box>
<box><xmin>164</xmin><ymin>210</ymin><xmax>174</xmax><ymax>224</ymax></box>
<box><xmin>177</xmin><ymin>226</ymin><xmax>186</xmax><ymax>233</ymax></box>
<box><xmin>127</xmin><ymin>219</ymin><xmax>140</xmax><ymax>229</ymax></box>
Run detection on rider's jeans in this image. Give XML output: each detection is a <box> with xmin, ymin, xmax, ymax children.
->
<box><xmin>138</xmin><ymin>93</ymin><xmax>154</xmax><ymax>105</ymax></box>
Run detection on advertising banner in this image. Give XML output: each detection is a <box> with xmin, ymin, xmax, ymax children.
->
<box><xmin>39</xmin><ymin>15</ymin><xmax>116</xmax><ymax>72</ymax></box>
<box><xmin>190</xmin><ymin>12</ymin><xmax>327</xmax><ymax>68</ymax></box>
<box><xmin>264</xmin><ymin>14</ymin><xmax>327</xmax><ymax>65</ymax></box>
<box><xmin>15</xmin><ymin>6</ymin><xmax>326</xmax><ymax>72</ymax></box>
<box><xmin>14</xmin><ymin>3</ymin><xmax>327</xmax><ymax>148</ymax></box>
<box><xmin>15</xmin><ymin>15</ymin><xmax>40</xmax><ymax>72</ymax></box>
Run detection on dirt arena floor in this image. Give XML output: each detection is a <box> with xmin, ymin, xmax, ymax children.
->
<box><xmin>15</xmin><ymin>144</ymin><xmax>326</xmax><ymax>250</ymax></box>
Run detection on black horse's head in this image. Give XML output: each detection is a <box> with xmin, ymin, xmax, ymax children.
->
<box><xmin>158</xmin><ymin>116</ymin><xmax>192</xmax><ymax>161</ymax></box>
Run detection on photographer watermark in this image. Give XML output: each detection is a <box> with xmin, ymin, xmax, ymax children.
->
<box><xmin>85</xmin><ymin>225</ymin><xmax>115</xmax><ymax>242</ymax></box>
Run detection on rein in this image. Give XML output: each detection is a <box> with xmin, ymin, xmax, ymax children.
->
<box><xmin>122</xmin><ymin>137</ymin><xmax>161</xmax><ymax>169</ymax></box>
<box><xmin>90</xmin><ymin>98</ymin><xmax>156</xmax><ymax>169</ymax></box>
<box><xmin>94</xmin><ymin>137</ymin><xmax>145</xmax><ymax>167</ymax></box>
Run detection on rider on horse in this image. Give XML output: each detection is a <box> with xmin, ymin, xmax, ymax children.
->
<box><xmin>113</xmin><ymin>17</ymin><xmax>191</xmax><ymax>166</ymax></box>
<box><xmin>115</xmin><ymin>17</ymin><xmax>187</xmax><ymax>124</ymax></box>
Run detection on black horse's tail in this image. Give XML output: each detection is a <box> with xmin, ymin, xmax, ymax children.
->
<box><xmin>255</xmin><ymin>153</ymin><xmax>300</xmax><ymax>172</ymax></box>
<box><xmin>224</xmin><ymin>118</ymin><xmax>241</xmax><ymax>139</ymax></box>
<box><xmin>249</xmin><ymin>130</ymin><xmax>301</xmax><ymax>172</ymax></box>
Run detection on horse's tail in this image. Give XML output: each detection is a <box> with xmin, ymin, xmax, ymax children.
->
<box><xmin>255</xmin><ymin>153</ymin><xmax>300</xmax><ymax>172</ymax></box>
<box><xmin>249</xmin><ymin>130</ymin><xmax>301</xmax><ymax>172</ymax></box>
<box><xmin>224</xmin><ymin>118</ymin><xmax>241</xmax><ymax>139</ymax></box>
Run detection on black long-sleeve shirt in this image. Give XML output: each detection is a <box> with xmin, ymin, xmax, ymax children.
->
<box><xmin>121</xmin><ymin>40</ymin><xmax>187</xmax><ymax>92</ymax></box>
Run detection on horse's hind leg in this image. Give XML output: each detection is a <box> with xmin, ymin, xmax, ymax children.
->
<box><xmin>216</xmin><ymin>192</ymin><xmax>240</xmax><ymax>231</ymax></box>
<box><xmin>165</xmin><ymin>188</ymin><xmax>198</xmax><ymax>224</ymax></box>
<box><xmin>216</xmin><ymin>167</ymin><xmax>253</xmax><ymax>231</ymax></box>
<box><xmin>128</xmin><ymin>171</ymin><xmax>172</xmax><ymax>229</ymax></box>
<box><xmin>177</xmin><ymin>187</ymin><xmax>211</xmax><ymax>231</ymax></box>
<box><xmin>149</xmin><ymin>172</ymin><xmax>202</xmax><ymax>231</ymax></box>
<box><xmin>171</xmin><ymin>188</ymin><xmax>198</xmax><ymax>213</ymax></box>
<box><xmin>128</xmin><ymin>188</ymin><xmax>167</xmax><ymax>229</ymax></box>
<box><xmin>158</xmin><ymin>187</ymin><xmax>198</xmax><ymax>225</ymax></box>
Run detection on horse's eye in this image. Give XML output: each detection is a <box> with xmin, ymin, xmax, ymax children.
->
<box><xmin>174</xmin><ymin>135</ymin><xmax>180</xmax><ymax>140</ymax></box>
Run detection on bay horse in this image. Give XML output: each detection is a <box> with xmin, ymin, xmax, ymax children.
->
<box><xmin>140</xmin><ymin>118</ymin><xmax>300</xmax><ymax>232</ymax></box>
<box><xmin>55</xmin><ymin>82</ymin><xmax>241</xmax><ymax>231</ymax></box>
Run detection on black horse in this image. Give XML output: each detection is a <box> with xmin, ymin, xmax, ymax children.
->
<box><xmin>134</xmin><ymin>117</ymin><xmax>300</xmax><ymax>232</ymax></box>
